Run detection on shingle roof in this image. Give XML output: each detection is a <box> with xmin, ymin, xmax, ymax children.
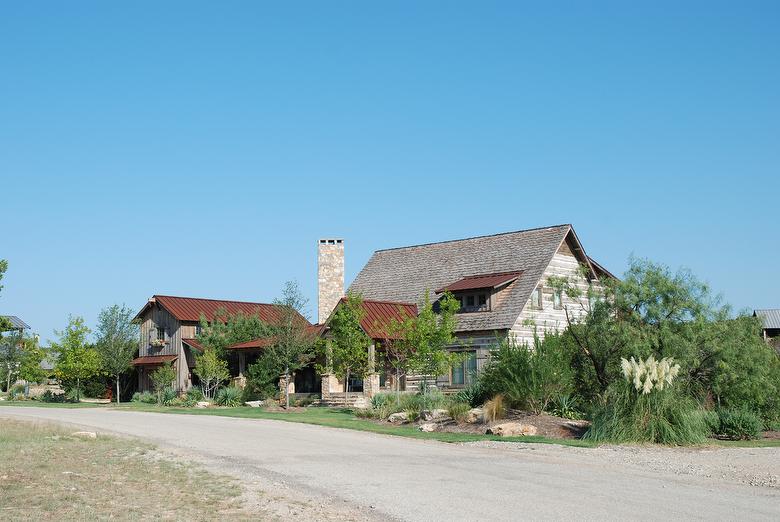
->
<box><xmin>754</xmin><ymin>309</ymin><xmax>780</xmax><ymax>330</ymax></box>
<box><xmin>135</xmin><ymin>295</ymin><xmax>310</xmax><ymax>326</ymax></box>
<box><xmin>1</xmin><ymin>316</ymin><xmax>30</xmax><ymax>330</ymax></box>
<box><xmin>349</xmin><ymin>224</ymin><xmax>575</xmax><ymax>332</ymax></box>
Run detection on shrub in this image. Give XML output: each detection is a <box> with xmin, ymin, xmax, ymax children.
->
<box><xmin>483</xmin><ymin>394</ymin><xmax>506</xmax><ymax>423</ymax></box>
<box><xmin>404</xmin><ymin>407</ymin><xmax>420</xmax><ymax>422</ymax></box>
<box><xmin>715</xmin><ymin>408</ymin><xmax>763</xmax><ymax>440</ymax></box>
<box><xmin>215</xmin><ymin>386</ymin><xmax>242</xmax><ymax>407</ymax></box>
<box><xmin>586</xmin><ymin>357</ymin><xmax>710</xmax><ymax>445</ymax></box>
<box><xmin>132</xmin><ymin>391</ymin><xmax>156</xmax><ymax>404</ymax></box>
<box><xmin>479</xmin><ymin>335</ymin><xmax>574</xmax><ymax>414</ymax></box>
<box><xmin>186</xmin><ymin>387</ymin><xmax>204</xmax><ymax>402</ymax></box>
<box><xmin>242</xmin><ymin>355</ymin><xmax>279</xmax><ymax>402</ymax></box>
<box><xmin>293</xmin><ymin>397</ymin><xmax>315</xmax><ymax>407</ymax></box>
<box><xmin>548</xmin><ymin>394</ymin><xmax>583</xmax><ymax>420</ymax></box>
<box><xmin>448</xmin><ymin>402</ymin><xmax>471</xmax><ymax>422</ymax></box>
<box><xmin>40</xmin><ymin>390</ymin><xmax>71</xmax><ymax>403</ymax></box>
<box><xmin>353</xmin><ymin>408</ymin><xmax>377</xmax><ymax>419</ymax></box>
<box><xmin>453</xmin><ymin>381</ymin><xmax>487</xmax><ymax>408</ymax></box>
<box><xmin>9</xmin><ymin>383</ymin><xmax>26</xmax><ymax>399</ymax></box>
<box><xmin>161</xmin><ymin>387</ymin><xmax>178</xmax><ymax>406</ymax></box>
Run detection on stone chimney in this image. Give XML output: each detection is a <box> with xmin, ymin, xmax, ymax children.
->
<box><xmin>318</xmin><ymin>238</ymin><xmax>344</xmax><ymax>324</ymax></box>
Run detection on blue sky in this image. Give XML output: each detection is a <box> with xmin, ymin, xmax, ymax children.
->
<box><xmin>1</xmin><ymin>1</ymin><xmax>778</xmax><ymax>341</ymax></box>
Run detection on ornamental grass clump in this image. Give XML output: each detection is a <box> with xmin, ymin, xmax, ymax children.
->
<box><xmin>586</xmin><ymin>356</ymin><xmax>710</xmax><ymax>445</ymax></box>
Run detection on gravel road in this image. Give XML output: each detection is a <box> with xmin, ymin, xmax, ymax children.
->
<box><xmin>1</xmin><ymin>407</ymin><xmax>778</xmax><ymax>521</ymax></box>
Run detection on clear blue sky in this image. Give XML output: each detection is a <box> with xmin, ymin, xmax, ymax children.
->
<box><xmin>1</xmin><ymin>1</ymin><xmax>778</xmax><ymax>341</ymax></box>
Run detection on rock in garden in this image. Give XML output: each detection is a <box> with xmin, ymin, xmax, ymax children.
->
<box><xmin>388</xmin><ymin>412</ymin><xmax>409</xmax><ymax>423</ymax></box>
<box><xmin>486</xmin><ymin>422</ymin><xmax>538</xmax><ymax>437</ymax></box>
<box><xmin>418</xmin><ymin>422</ymin><xmax>438</xmax><ymax>432</ymax></box>
<box><xmin>195</xmin><ymin>401</ymin><xmax>211</xmax><ymax>408</ymax></box>
<box><xmin>71</xmin><ymin>431</ymin><xmax>97</xmax><ymax>439</ymax></box>
<box><xmin>421</xmin><ymin>409</ymin><xmax>450</xmax><ymax>421</ymax></box>
<box><xmin>466</xmin><ymin>408</ymin><xmax>484</xmax><ymax>424</ymax></box>
<box><xmin>245</xmin><ymin>400</ymin><xmax>264</xmax><ymax>408</ymax></box>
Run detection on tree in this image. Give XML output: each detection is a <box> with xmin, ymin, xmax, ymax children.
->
<box><xmin>95</xmin><ymin>304</ymin><xmax>139</xmax><ymax>403</ymax></box>
<box><xmin>324</xmin><ymin>293</ymin><xmax>372</xmax><ymax>398</ymax></box>
<box><xmin>53</xmin><ymin>316</ymin><xmax>101</xmax><ymax>402</ymax></box>
<box><xmin>0</xmin><ymin>260</ymin><xmax>12</xmax><ymax>331</ymax></box>
<box><xmin>265</xmin><ymin>281</ymin><xmax>316</xmax><ymax>408</ymax></box>
<box><xmin>150</xmin><ymin>363</ymin><xmax>176</xmax><ymax>404</ymax></box>
<box><xmin>397</xmin><ymin>290</ymin><xmax>460</xmax><ymax>394</ymax></box>
<box><xmin>194</xmin><ymin>348</ymin><xmax>230</xmax><ymax>399</ymax></box>
<box><xmin>196</xmin><ymin>308</ymin><xmax>271</xmax><ymax>356</ymax></box>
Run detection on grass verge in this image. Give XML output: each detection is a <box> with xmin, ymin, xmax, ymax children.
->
<box><xmin>0</xmin><ymin>419</ymin><xmax>245</xmax><ymax>520</ymax></box>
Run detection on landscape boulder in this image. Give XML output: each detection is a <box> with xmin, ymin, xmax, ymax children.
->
<box><xmin>71</xmin><ymin>431</ymin><xmax>97</xmax><ymax>439</ymax></box>
<box><xmin>245</xmin><ymin>400</ymin><xmax>264</xmax><ymax>408</ymax></box>
<box><xmin>418</xmin><ymin>422</ymin><xmax>438</xmax><ymax>432</ymax></box>
<box><xmin>388</xmin><ymin>412</ymin><xmax>409</xmax><ymax>423</ymax></box>
<box><xmin>466</xmin><ymin>408</ymin><xmax>484</xmax><ymax>424</ymax></box>
<box><xmin>421</xmin><ymin>409</ymin><xmax>450</xmax><ymax>421</ymax></box>
<box><xmin>486</xmin><ymin>422</ymin><xmax>538</xmax><ymax>437</ymax></box>
<box><xmin>195</xmin><ymin>401</ymin><xmax>211</xmax><ymax>409</ymax></box>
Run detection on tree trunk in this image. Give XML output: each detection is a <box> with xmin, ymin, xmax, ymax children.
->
<box><xmin>284</xmin><ymin>367</ymin><xmax>290</xmax><ymax>409</ymax></box>
<box><xmin>116</xmin><ymin>375</ymin><xmax>121</xmax><ymax>404</ymax></box>
<box><xmin>76</xmin><ymin>377</ymin><xmax>80</xmax><ymax>402</ymax></box>
<box><xmin>344</xmin><ymin>370</ymin><xmax>350</xmax><ymax>406</ymax></box>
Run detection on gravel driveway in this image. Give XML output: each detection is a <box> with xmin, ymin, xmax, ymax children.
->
<box><xmin>1</xmin><ymin>407</ymin><xmax>778</xmax><ymax>521</ymax></box>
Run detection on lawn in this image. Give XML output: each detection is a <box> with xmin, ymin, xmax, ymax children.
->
<box><xmin>0</xmin><ymin>420</ymin><xmax>247</xmax><ymax>521</ymax></box>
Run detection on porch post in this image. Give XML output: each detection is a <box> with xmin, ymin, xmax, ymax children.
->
<box><xmin>238</xmin><ymin>352</ymin><xmax>246</xmax><ymax>377</ymax></box>
<box><xmin>365</xmin><ymin>342</ymin><xmax>380</xmax><ymax>399</ymax></box>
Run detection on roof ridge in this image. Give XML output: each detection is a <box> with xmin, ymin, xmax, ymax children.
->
<box><xmin>154</xmin><ymin>294</ymin><xmax>276</xmax><ymax>307</ymax></box>
<box><xmin>373</xmin><ymin>224</ymin><xmax>571</xmax><ymax>252</ymax></box>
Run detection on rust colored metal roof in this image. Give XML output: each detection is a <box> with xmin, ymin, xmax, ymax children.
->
<box><xmin>227</xmin><ymin>338</ymin><xmax>275</xmax><ymax>350</ymax></box>
<box><xmin>435</xmin><ymin>271</ymin><xmax>523</xmax><ymax>293</ymax></box>
<box><xmin>136</xmin><ymin>295</ymin><xmax>310</xmax><ymax>326</ymax></box>
<box><xmin>182</xmin><ymin>338</ymin><xmax>204</xmax><ymax>352</ymax></box>
<box><xmin>330</xmin><ymin>298</ymin><xmax>417</xmax><ymax>340</ymax></box>
<box><xmin>226</xmin><ymin>324</ymin><xmax>325</xmax><ymax>351</ymax></box>
<box><xmin>131</xmin><ymin>355</ymin><xmax>177</xmax><ymax>366</ymax></box>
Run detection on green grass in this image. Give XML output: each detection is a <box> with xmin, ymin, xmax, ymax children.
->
<box><xmin>0</xmin><ymin>400</ymin><xmax>104</xmax><ymax>409</ymax></box>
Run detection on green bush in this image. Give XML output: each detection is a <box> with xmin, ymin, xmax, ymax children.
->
<box><xmin>131</xmin><ymin>391</ymin><xmax>156</xmax><ymax>404</ymax></box>
<box><xmin>448</xmin><ymin>401</ymin><xmax>471</xmax><ymax>422</ymax></box>
<box><xmin>548</xmin><ymin>394</ymin><xmax>583</xmax><ymax>420</ymax></box>
<box><xmin>715</xmin><ymin>408</ymin><xmax>763</xmax><ymax>440</ymax></box>
<box><xmin>453</xmin><ymin>381</ymin><xmax>487</xmax><ymax>408</ymax></box>
<box><xmin>479</xmin><ymin>335</ymin><xmax>574</xmax><ymax>414</ymax></box>
<box><xmin>39</xmin><ymin>390</ymin><xmax>72</xmax><ymax>403</ymax></box>
<box><xmin>586</xmin><ymin>381</ymin><xmax>710</xmax><ymax>445</ymax></box>
<box><xmin>161</xmin><ymin>387</ymin><xmax>178</xmax><ymax>406</ymax></box>
<box><xmin>215</xmin><ymin>386</ymin><xmax>242</xmax><ymax>407</ymax></box>
<box><xmin>242</xmin><ymin>356</ymin><xmax>279</xmax><ymax>402</ymax></box>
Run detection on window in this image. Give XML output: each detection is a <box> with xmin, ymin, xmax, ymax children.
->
<box><xmin>451</xmin><ymin>351</ymin><xmax>478</xmax><ymax>386</ymax></box>
<box><xmin>531</xmin><ymin>287</ymin><xmax>542</xmax><ymax>309</ymax></box>
<box><xmin>195</xmin><ymin>324</ymin><xmax>202</xmax><ymax>335</ymax></box>
<box><xmin>454</xmin><ymin>292</ymin><xmax>490</xmax><ymax>313</ymax></box>
<box><xmin>156</xmin><ymin>326</ymin><xmax>166</xmax><ymax>341</ymax></box>
<box><xmin>553</xmin><ymin>290</ymin><xmax>562</xmax><ymax>310</ymax></box>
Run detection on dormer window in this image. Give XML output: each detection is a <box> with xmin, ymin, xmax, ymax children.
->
<box><xmin>435</xmin><ymin>271</ymin><xmax>522</xmax><ymax>314</ymax></box>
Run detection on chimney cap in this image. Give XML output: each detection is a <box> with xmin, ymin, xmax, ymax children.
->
<box><xmin>318</xmin><ymin>238</ymin><xmax>344</xmax><ymax>245</ymax></box>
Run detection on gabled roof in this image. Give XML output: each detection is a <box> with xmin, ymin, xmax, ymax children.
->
<box><xmin>182</xmin><ymin>338</ymin><xmax>205</xmax><ymax>352</ymax></box>
<box><xmin>225</xmin><ymin>324</ymin><xmax>325</xmax><ymax>351</ymax></box>
<box><xmin>350</xmin><ymin>224</ymin><xmax>597</xmax><ymax>332</ymax></box>
<box><xmin>435</xmin><ymin>271</ymin><xmax>523</xmax><ymax>294</ymax></box>
<box><xmin>754</xmin><ymin>309</ymin><xmax>780</xmax><ymax>330</ymax></box>
<box><xmin>134</xmin><ymin>295</ymin><xmax>310</xmax><ymax>326</ymax></box>
<box><xmin>1</xmin><ymin>316</ymin><xmax>30</xmax><ymax>330</ymax></box>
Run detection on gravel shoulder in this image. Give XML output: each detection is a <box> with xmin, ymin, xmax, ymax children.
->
<box><xmin>1</xmin><ymin>407</ymin><xmax>778</xmax><ymax>521</ymax></box>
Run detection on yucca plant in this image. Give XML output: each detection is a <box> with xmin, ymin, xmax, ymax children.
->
<box><xmin>215</xmin><ymin>386</ymin><xmax>242</xmax><ymax>407</ymax></box>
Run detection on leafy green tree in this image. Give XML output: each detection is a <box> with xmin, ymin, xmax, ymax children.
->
<box><xmin>53</xmin><ymin>316</ymin><xmax>101</xmax><ymax>402</ymax></box>
<box><xmin>196</xmin><ymin>308</ymin><xmax>271</xmax><ymax>356</ymax></box>
<box><xmin>194</xmin><ymin>348</ymin><xmax>230</xmax><ymax>399</ymax></box>
<box><xmin>265</xmin><ymin>281</ymin><xmax>316</xmax><ymax>408</ymax></box>
<box><xmin>324</xmin><ymin>293</ymin><xmax>372</xmax><ymax>397</ymax></box>
<box><xmin>150</xmin><ymin>363</ymin><xmax>176</xmax><ymax>404</ymax></box>
<box><xmin>95</xmin><ymin>304</ymin><xmax>139</xmax><ymax>403</ymax></box>
<box><xmin>0</xmin><ymin>260</ymin><xmax>12</xmax><ymax>331</ymax></box>
<box><xmin>397</xmin><ymin>290</ymin><xmax>460</xmax><ymax>394</ymax></box>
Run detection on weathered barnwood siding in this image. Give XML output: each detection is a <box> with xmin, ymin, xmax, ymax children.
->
<box><xmin>509</xmin><ymin>241</ymin><xmax>598</xmax><ymax>344</ymax></box>
<box><xmin>138</xmin><ymin>304</ymin><xmax>188</xmax><ymax>391</ymax></box>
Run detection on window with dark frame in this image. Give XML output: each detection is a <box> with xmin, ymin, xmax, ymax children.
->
<box><xmin>553</xmin><ymin>290</ymin><xmax>563</xmax><ymax>310</ymax></box>
<box><xmin>451</xmin><ymin>351</ymin><xmax>478</xmax><ymax>386</ymax></box>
